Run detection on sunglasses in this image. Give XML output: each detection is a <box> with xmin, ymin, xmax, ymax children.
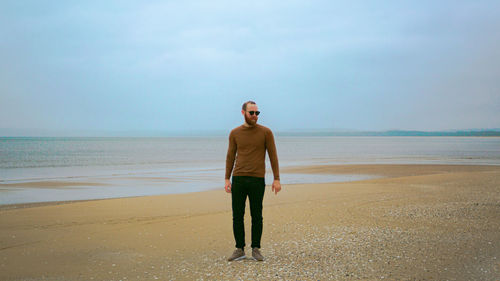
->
<box><xmin>247</xmin><ymin>111</ymin><xmax>260</xmax><ymax>116</ymax></box>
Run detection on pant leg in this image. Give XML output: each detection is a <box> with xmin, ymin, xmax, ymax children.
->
<box><xmin>248</xmin><ymin>177</ymin><xmax>265</xmax><ymax>248</ymax></box>
<box><xmin>231</xmin><ymin>176</ymin><xmax>247</xmax><ymax>249</ymax></box>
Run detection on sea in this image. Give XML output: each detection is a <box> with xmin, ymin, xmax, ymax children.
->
<box><xmin>1</xmin><ymin>136</ymin><xmax>499</xmax><ymax>205</ymax></box>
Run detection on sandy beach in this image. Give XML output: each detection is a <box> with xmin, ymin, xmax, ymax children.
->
<box><xmin>1</xmin><ymin>164</ymin><xmax>499</xmax><ymax>280</ymax></box>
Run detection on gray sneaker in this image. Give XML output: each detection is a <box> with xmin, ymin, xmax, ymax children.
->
<box><xmin>227</xmin><ymin>248</ymin><xmax>246</xmax><ymax>261</ymax></box>
<box><xmin>252</xmin><ymin>248</ymin><xmax>264</xmax><ymax>261</ymax></box>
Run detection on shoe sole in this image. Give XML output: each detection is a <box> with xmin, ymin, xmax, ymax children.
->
<box><xmin>251</xmin><ymin>256</ymin><xmax>264</xmax><ymax>261</ymax></box>
<box><xmin>229</xmin><ymin>255</ymin><xmax>246</xmax><ymax>261</ymax></box>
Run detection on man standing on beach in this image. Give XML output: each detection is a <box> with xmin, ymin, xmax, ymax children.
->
<box><xmin>225</xmin><ymin>100</ymin><xmax>281</xmax><ymax>262</ymax></box>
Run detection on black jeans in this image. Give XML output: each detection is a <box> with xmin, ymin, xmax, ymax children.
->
<box><xmin>231</xmin><ymin>176</ymin><xmax>265</xmax><ymax>249</ymax></box>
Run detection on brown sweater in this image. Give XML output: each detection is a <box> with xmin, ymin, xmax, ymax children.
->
<box><xmin>225</xmin><ymin>124</ymin><xmax>280</xmax><ymax>180</ymax></box>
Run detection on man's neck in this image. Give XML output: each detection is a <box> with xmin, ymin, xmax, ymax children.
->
<box><xmin>243</xmin><ymin>122</ymin><xmax>256</xmax><ymax>127</ymax></box>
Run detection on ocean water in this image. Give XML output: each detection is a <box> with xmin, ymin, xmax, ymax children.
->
<box><xmin>1</xmin><ymin>136</ymin><xmax>499</xmax><ymax>205</ymax></box>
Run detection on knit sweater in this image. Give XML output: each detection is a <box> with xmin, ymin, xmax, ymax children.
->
<box><xmin>225</xmin><ymin>124</ymin><xmax>280</xmax><ymax>180</ymax></box>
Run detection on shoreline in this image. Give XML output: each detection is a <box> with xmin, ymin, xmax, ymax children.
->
<box><xmin>1</xmin><ymin>163</ymin><xmax>499</xmax><ymax>210</ymax></box>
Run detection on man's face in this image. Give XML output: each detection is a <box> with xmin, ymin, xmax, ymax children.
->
<box><xmin>242</xmin><ymin>104</ymin><xmax>259</xmax><ymax>126</ymax></box>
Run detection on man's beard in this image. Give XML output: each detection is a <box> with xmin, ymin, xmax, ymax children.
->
<box><xmin>245</xmin><ymin>114</ymin><xmax>257</xmax><ymax>126</ymax></box>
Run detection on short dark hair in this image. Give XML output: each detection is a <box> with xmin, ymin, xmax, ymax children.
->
<box><xmin>242</xmin><ymin>100</ymin><xmax>256</xmax><ymax>111</ymax></box>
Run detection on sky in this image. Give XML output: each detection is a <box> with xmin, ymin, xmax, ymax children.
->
<box><xmin>1</xmin><ymin>0</ymin><xmax>499</xmax><ymax>135</ymax></box>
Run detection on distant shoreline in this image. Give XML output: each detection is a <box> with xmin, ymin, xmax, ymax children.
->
<box><xmin>276</xmin><ymin>130</ymin><xmax>500</xmax><ymax>137</ymax></box>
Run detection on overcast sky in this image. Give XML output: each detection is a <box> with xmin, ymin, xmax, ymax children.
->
<box><xmin>1</xmin><ymin>0</ymin><xmax>499</xmax><ymax>135</ymax></box>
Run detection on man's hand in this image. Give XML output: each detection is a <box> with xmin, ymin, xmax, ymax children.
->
<box><xmin>224</xmin><ymin>179</ymin><xmax>232</xmax><ymax>193</ymax></box>
<box><xmin>271</xmin><ymin>180</ymin><xmax>281</xmax><ymax>195</ymax></box>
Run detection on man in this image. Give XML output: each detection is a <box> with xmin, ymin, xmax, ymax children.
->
<box><xmin>225</xmin><ymin>100</ymin><xmax>281</xmax><ymax>262</ymax></box>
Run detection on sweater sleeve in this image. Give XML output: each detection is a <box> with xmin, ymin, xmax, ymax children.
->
<box><xmin>265</xmin><ymin>129</ymin><xmax>280</xmax><ymax>180</ymax></box>
<box><xmin>225</xmin><ymin>131</ymin><xmax>237</xmax><ymax>179</ymax></box>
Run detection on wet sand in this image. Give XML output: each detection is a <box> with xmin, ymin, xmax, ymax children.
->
<box><xmin>1</xmin><ymin>164</ymin><xmax>499</xmax><ymax>280</ymax></box>
<box><xmin>0</xmin><ymin>181</ymin><xmax>108</xmax><ymax>189</ymax></box>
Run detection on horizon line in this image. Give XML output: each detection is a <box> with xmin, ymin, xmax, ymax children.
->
<box><xmin>1</xmin><ymin>128</ymin><xmax>500</xmax><ymax>137</ymax></box>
